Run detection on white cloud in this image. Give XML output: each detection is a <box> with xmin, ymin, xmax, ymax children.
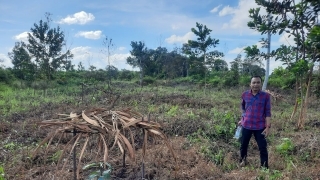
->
<box><xmin>108</xmin><ymin>53</ymin><xmax>134</xmax><ymax>70</ymax></box>
<box><xmin>278</xmin><ymin>32</ymin><xmax>295</xmax><ymax>46</ymax></box>
<box><xmin>270</xmin><ymin>57</ymin><xmax>286</xmax><ymax>74</ymax></box>
<box><xmin>14</xmin><ymin>32</ymin><xmax>29</xmax><ymax>42</ymax></box>
<box><xmin>219</xmin><ymin>5</ymin><xmax>235</xmax><ymax>16</ymax></box>
<box><xmin>75</xmin><ymin>31</ymin><xmax>102</xmax><ymax>40</ymax></box>
<box><xmin>58</xmin><ymin>11</ymin><xmax>95</xmax><ymax>25</ymax></box>
<box><xmin>70</xmin><ymin>46</ymin><xmax>134</xmax><ymax>70</ymax></box>
<box><xmin>228</xmin><ymin>41</ymin><xmax>264</xmax><ymax>54</ymax></box>
<box><xmin>165</xmin><ymin>32</ymin><xmax>194</xmax><ymax>44</ymax></box>
<box><xmin>118</xmin><ymin>47</ymin><xmax>126</xmax><ymax>51</ymax></box>
<box><xmin>255</xmin><ymin>41</ymin><xmax>264</xmax><ymax>48</ymax></box>
<box><xmin>220</xmin><ymin>0</ymin><xmax>263</xmax><ymax>34</ymax></box>
<box><xmin>71</xmin><ymin>46</ymin><xmax>92</xmax><ymax>62</ymax></box>
<box><xmin>210</xmin><ymin>5</ymin><xmax>221</xmax><ymax>13</ymax></box>
<box><xmin>228</xmin><ymin>47</ymin><xmax>245</xmax><ymax>54</ymax></box>
<box><xmin>0</xmin><ymin>53</ymin><xmax>12</xmax><ymax>68</ymax></box>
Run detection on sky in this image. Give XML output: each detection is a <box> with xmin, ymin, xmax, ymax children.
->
<box><xmin>0</xmin><ymin>0</ymin><xmax>295</xmax><ymax>73</ymax></box>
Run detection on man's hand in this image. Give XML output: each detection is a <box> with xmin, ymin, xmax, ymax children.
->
<box><xmin>238</xmin><ymin>120</ymin><xmax>241</xmax><ymax>126</ymax></box>
<box><xmin>262</xmin><ymin>127</ymin><xmax>270</xmax><ymax>137</ymax></box>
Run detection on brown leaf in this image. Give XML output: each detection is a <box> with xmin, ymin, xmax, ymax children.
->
<box><xmin>82</xmin><ymin>111</ymin><xmax>100</xmax><ymax>127</ymax></box>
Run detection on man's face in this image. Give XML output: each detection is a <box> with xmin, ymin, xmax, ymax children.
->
<box><xmin>250</xmin><ymin>77</ymin><xmax>261</xmax><ymax>91</ymax></box>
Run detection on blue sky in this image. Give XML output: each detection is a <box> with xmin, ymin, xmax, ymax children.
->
<box><xmin>0</xmin><ymin>0</ymin><xmax>295</xmax><ymax>73</ymax></box>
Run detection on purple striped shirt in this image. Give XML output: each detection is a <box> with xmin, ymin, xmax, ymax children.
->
<box><xmin>241</xmin><ymin>90</ymin><xmax>271</xmax><ymax>130</ymax></box>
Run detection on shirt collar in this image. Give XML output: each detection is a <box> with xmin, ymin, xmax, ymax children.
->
<box><xmin>250</xmin><ymin>89</ymin><xmax>261</xmax><ymax>95</ymax></box>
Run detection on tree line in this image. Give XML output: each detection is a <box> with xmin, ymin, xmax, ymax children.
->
<box><xmin>1</xmin><ymin>1</ymin><xmax>320</xmax><ymax>94</ymax></box>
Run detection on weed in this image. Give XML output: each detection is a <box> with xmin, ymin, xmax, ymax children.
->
<box><xmin>257</xmin><ymin>169</ymin><xmax>283</xmax><ymax>180</ymax></box>
<box><xmin>166</xmin><ymin>105</ymin><xmax>179</xmax><ymax>117</ymax></box>
<box><xmin>0</xmin><ymin>165</ymin><xmax>5</xmax><ymax>180</ymax></box>
<box><xmin>276</xmin><ymin>138</ymin><xmax>294</xmax><ymax>155</ymax></box>
<box><xmin>49</xmin><ymin>150</ymin><xmax>62</xmax><ymax>163</ymax></box>
<box><xmin>4</xmin><ymin>142</ymin><xmax>19</xmax><ymax>151</ymax></box>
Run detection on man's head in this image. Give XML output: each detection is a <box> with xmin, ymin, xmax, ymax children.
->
<box><xmin>250</xmin><ymin>76</ymin><xmax>262</xmax><ymax>92</ymax></box>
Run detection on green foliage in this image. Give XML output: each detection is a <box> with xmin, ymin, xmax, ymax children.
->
<box><xmin>268</xmin><ymin>67</ymin><xmax>296</xmax><ymax>89</ymax></box>
<box><xmin>4</xmin><ymin>142</ymin><xmax>19</xmax><ymax>151</ymax></box>
<box><xmin>223</xmin><ymin>71</ymin><xmax>239</xmax><ymax>87</ymax></box>
<box><xmin>49</xmin><ymin>150</ymin><xmax>62</xmax><ymax>163</ymax></box>
<box><xmin>8</xmin><ymin>41</ymin><xmax>36</xmax><ymax>83</ymax></box>
<box><xmin>212</xmin><ymin>111</ymin><xmax>236</xmax><ymax>140</ymax></box>
<box><xmin>290</xmin><ymin>59</ymin><xmax>309</xmax><ymax>77</ymax></box>
<box><xmin>257</xmin><ymin>169</ymin><xmax>283</xmax><ymax>180</ymax></box>
<box><xmin>187</xmin><ymin>111</ymin><xmax>196</xmax><ymax>120</ymax></box>
<box><xmin>143</xmin><ymin>76</ymin><xmax>155</xmax><ymax>85</ymax></box>
<box><xmin>189</xmin><ymin>110</ymin><xmax>236</xmax><ymax>143</ymax></box>
<box><xmin>276</xmin><ymin>138</ymin><xmax>294</xmax><ymax>155</ymax></box>
<box><xmin>200</xmin><ymin>145</ymin><xmax>224</xmax><ymax>165</ymax></box>
<box><xmin>208</xmin><ymin>77</ymin><xmax>222</xmax><ymax>87</ymax></box>
<box><xmin>174</xmin><ymin>76</ymin><xmax>194</xmax><ymax>83</ymax></box>
<box><xmin>118</xmin><ymin>69</ymin><xmax>135</xmax><ymax>81</ymax></box>
<box><xmin>0</xmin><ymin>165</ymin><xmax>5</xmax><ymax>180</ymax></box>
<box><xmin>239</xmin><ymin>76</ymin><xmax>251</xmax><ymax>86</ymax></box>
<box><xmin>0</xmin><ymin>68</ymin><xmax>13</xmax><ymax>84</ymax></box>
<box><xmin>27</xmin><ymin>13</ymin><xmax>73</xmax><ymax>81</ymax></box>
<box><xmin>166</xmin><ymin>105</ymin><xmax>179</xmax><ymax>117</ymax></box>
<box><xmin>0</xmin><ymin>83</ymin><xmax>11</xmax><ymax>92</ymax></box>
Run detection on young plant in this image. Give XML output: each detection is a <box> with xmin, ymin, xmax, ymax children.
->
<box><xmin>0</xmin><ymin>165</ymin><xmax>5</xmax><ymax>180</ymax></box>
<box><xmin>83</xmin><ymin>162</ymin><xmax>112</xmax><ymax>180</ymax></box>
<box><xmin>276</xmin><ymin>138</ymin><xmax>294</xmax><ymax>156</ymax></box>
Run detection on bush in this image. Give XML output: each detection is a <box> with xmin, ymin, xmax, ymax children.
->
<box><xmin>0</xmin><ymin>68</ymin><xmax>12</xmax><ymax>84</ymax></box>
<box><xmin>143</xmin><ymin>76</ymin><xmax>155</xmax><ymax>85</ymax></box>
<box><xmin>276</xmin><ymin>138</ymin><xmax>294</xmax><ymax>155</ymax></box>
<box><xmin>239</xmin><ymin>76</ymin><xmax>251</xmax><ymax>86</ymax></box>
<box><xmin>118</xmin><ymin>69</ymin><xmax>135</xmax><ymax>81</ymax></box>
<box><xmin>208</xmin><ymin>77</ymin><xmax>222</xmax><ymax>87</ymax></box>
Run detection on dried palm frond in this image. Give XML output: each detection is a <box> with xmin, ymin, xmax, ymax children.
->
<box><xmin>32</xmin><ymin>107</ymin><xmax>176</xmax><ymax>179</ymax></box>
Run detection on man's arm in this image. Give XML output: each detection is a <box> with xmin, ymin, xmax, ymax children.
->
<box><xmin>262</xmin><ymin>94</ymin><xmax>272</xmax><ymax>136</ymax></box>
<box><xmin>241</xmin><ymin>99</ymin><xmax>246</xmax><ymax>114</ymax></box>
<box><xmin>265</xmin><ymin>117</ymin><xmax>271</xmax><ymax>128</ymax></box>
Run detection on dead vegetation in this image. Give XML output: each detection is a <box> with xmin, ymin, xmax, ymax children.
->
<box><xmin>32</xmin><ymin>107</ymin><xmax>176</xmax><ymax>179</ymax></box>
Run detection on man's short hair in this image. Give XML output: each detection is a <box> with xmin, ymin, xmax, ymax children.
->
<box><xmin>251</xmin><ymin>75</ymin><xmax>262</xmax><ymax>82</ymax></box>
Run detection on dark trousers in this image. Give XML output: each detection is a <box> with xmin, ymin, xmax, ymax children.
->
<box><xmin>240</xmin><ymin>127</ymin><xmax>268</xmax><ymax>168</ymax></box>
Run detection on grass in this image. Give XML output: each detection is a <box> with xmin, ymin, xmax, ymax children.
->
<box><xmin>1</xmin><ymin>80</ymin><xmax>320</xmax><ymax>179</ymax></box>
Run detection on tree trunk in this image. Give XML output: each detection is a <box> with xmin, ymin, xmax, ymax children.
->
<box><xmin>139</xmin><ymin>66</ymin><xmax>143</xmax><ymax>87</ymax></box>
<box><xmin>298</xmin><ymin>63</ymin><xmax>314</xmax><ymax>129</ymax></box>
<box><xmin>297</xmin><ymin>79</ymin><xmax>304</xmax><ymax>128</ymax></box>
<box><xmin>290</xmin><ymin>77</ymin><xmax>299</xmax><ymax>121</ymax></box>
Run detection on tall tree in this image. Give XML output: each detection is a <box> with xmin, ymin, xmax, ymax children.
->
<box><xmin>187</xmin><ymin>22</ymin><xmax>223</xmax><ymax>89</ymax></box>
<box><xmin>188</xmin><ymin>22</ymin><xmax>222</xmax><ymax>63</ymax></box>
<box><xmin>8</xmin><ymin>41</ymin><xmax>36</xmax><ymax>83</ymax></box>
<box><xmin>248</xmin><ymin>0</ymin><xmax>320</xmax><ymax>128</ymax></box>
<box><xmin>27</xmin><ymin>13</ymin><xmax>73</xmax><ymax>81</ymax></box>
<box><xmin>210</xmin><ymin>59</ymin><xmax>228</xmax><ymax>71</ymax></box>
<box><xmin>127</xmin><ymin>41</ymin><xmax>147</xmax><ymax>86</ymax></box>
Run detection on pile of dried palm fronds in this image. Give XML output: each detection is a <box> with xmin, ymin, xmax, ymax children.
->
<box><xmin>32</xmin><ymin>107</ymin><xmax>176</xmax><ymax>179</ymax></box>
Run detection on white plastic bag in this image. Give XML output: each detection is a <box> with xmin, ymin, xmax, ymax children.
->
<box><xmin>234</xmin><ymin>126</ymin><xmax>242</xmax><ymax>139</ymax></box>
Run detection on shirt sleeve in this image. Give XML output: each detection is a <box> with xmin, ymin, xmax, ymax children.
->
<box><xmin>241</xmin><ymin>92</ymin><xmax>246</xmax><ymax>114</ymax></box>
<box><xmin>265</xmin><ymin>93</ymin><xmax>271</xmax><ymax>117</ymax></box>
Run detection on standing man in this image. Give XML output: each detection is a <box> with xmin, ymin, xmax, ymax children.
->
<box><xmin>238</xmin><ymin>76</ymin><xmax>271</xmax><ymax>169</ymax></box>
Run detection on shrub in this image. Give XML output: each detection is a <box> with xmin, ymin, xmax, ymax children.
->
<box><xmin>239</xmin><ymin>76</ymin><xmax>251</xmax><ymax>86</ymax></box>
<box><xmin>276</xmin><ymin>138</ymin><xmax>294</xmax><ymax>155</ymax></box>
<box><xmin>118</xmin><ymin>69</ymin><xmax>134</xmax><ymax>81</ymax></box>
<box><xmin>143</xmin><ymin>76</ymin><xmax>156</xmax><ymax>85</ymax></box>
<box><xmin>208</xmin><ymin>77</ymin><xmax>222</xmax><ymax>87</ymax></box>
